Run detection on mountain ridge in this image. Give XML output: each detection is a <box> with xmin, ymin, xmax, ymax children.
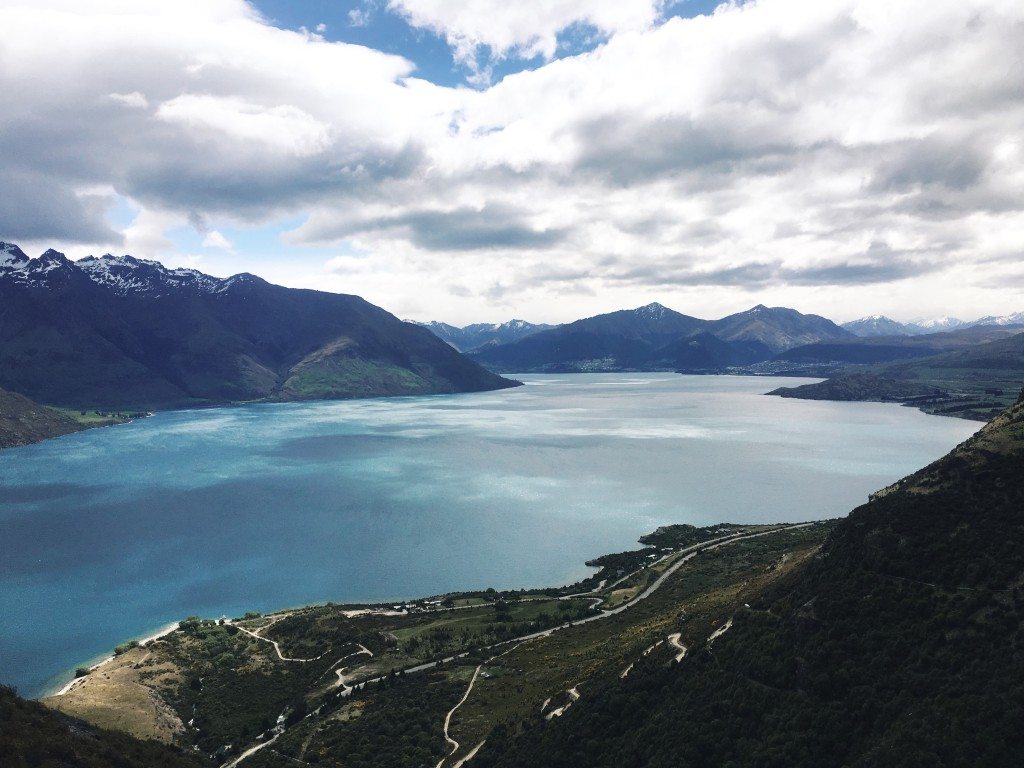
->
<box><xmin>410</xmin><ymin>318</ymin><xmax>555</xmax><ymax>352</ymax></box>
<box><xmin>470</xmin><ymin>303</ymin><xmax>850</xmax><ymax>372</ymax></box>
<box><xmin>0</xmin><ymin>243</ymin><xmax>519</xmax><ymax>410</ymax></box>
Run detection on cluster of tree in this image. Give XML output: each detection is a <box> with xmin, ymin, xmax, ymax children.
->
<box><xmin>250</xmin><ymin>671</ymin><xmax>464</xmax><ymax>768</ymax></box>
<box><xmin>159</xmin><ymin>621</ymin><xmax>338</xmax><ymax>755</ymax></box>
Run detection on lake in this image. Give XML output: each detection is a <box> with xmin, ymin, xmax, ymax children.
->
<box><xmin>0</xmin><ymin>374</ymin><xmax>978</xmax><ymax>697</ymax></box>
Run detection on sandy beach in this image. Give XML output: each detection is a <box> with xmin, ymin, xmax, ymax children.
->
<box><xmin>50</xmin><ymin>621</ymin><xmax>180</xmax><ymax>698</ymax></box>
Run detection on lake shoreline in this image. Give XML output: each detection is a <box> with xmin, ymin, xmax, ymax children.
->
<box><xmin>2</xmin><ymin>374</ymin><xmax>979</xmax><ymax>700</ymax></box>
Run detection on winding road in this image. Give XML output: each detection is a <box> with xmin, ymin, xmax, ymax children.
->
<box><xmin>228</xmin><ymin>522</ymin><xmax>814</xmax><ymax>766</ymax></box>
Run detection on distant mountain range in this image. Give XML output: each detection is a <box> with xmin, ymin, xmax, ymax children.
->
<box><xmin>409</xmin><ymin>319</ymin><xmax>555</xmax><ymax>352</ymax></box>
<box><xmin>0</xmin><ymin>243</ymin><xmax>518</xmax><ymax>410</ymax></box>
<box><xmin>467</xmin><ymin>303</ymin><xmax>852</xmax><ymax>373</ymax></box>
<box><xmin>406</xmin><ymin>302</ymin><xmax>1024</xmax><ymax>375</ymax></box>
<box><xmin>842</xmin><ymin>313</ymin><xmax>1024</xmax><ymax>337</ymax></box>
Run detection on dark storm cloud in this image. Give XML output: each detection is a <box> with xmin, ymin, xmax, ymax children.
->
<box><xmin>315</xmin><ymin>203</ymin><xmax>568</xmax><ymax>251</ymax></box>
<box><xmin>0</xmin><ymin>173</ymin><xmax>122</xmax><ymax>244</ymax></box>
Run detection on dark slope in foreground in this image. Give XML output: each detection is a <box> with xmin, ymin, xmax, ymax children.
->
<box><xmin>0</xmin><ymin>244</ymin><xmax>517</xmax><ymax>409</ymax></box>
<box><xmin>0</xmin><ymin>686</ymin><xmax>207</xmax><ymax>768</ymax></box>
<box><xmin>0</xmin><ymin>387</ymin><xmax>86</xmax><ymax>448</ymax></box>
<box><xmin>478</xmin><ymin>394</ymin><xmax>1024</xmax><ymax>768</ymax></box>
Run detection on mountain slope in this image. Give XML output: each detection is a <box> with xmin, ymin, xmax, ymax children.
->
<box><xmin>842</xmin><ymin>315</ymin><xmax>927</xmax><ymax>337</ymax></box>
<box><xmin>470</xmin><ymin>303</ymin><xmax>708</xmax><ymax>372</ymax></box>
<box><xmin>477</xmin><ymin>393</ymin><xmax>1024</xmax><ymax>768</ymax></box>
<box><xmin>471</xmin><ymin>303</ymin><xmax>855</xmax><ymax>372</ymax></box>
<box><xmin>0</xmin><ymin>685</ymin><xmax>208</xmax><ymax>768</ymax></box>
<box><xmin>413</xmin><ymin>319</ymin><xmax>556</xmax><ymax>352</ymax></box>
<box><xmin>770</xmin><ymin>331</ymin><xmax>1024</xmax><ymax>419</ymax></box>
<box><xmin>0</xmin><ymin>244</ymin><xmax>518</xmax><ymax>408</ymax></box>
<box><xmin>776</xmin><ymin>324</ymin><xmax>1024</xmax><ymax>365</ymax></box>
<box><xmin>708</xmin><ymin>304</ymin><xmax>853</xmax><ymax>353</ymax></box>
<box><xmin>0</xmin><ymin>387</ymin><xmax>86</xmax><ymax>448</ymax></box>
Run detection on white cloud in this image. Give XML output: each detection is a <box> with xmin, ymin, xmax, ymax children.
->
<box><xmin>202</xmin><ymin>230</ymin><xmax>234</xmax><ymax>251</ymax></box>
<box><xmin>388</xmin><ymin>0</ymin><xmax>664</xmax><ymax>81</ymax></box>
<box><xmin>156</xmin><ymin>95</ymin><xmax>332</xmax><ymax>157</ymax></box>
<box><xmin>1</xmin><ymin>0</ymin><xmax>1023</xmax><ymax>324</ymax></box>
<box><xmin>108</xmin><ymin>91</ymin><xmax>149</xmax><ymax>109</ymax></box>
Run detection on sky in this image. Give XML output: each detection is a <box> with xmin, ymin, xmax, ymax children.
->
<box><xmin>0</xmin><ymin>0</ymin><xmax>1022</xmax><ymax>326</ymax></box>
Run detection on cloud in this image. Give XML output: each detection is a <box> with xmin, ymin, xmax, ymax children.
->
<box><xmin>1</xmin><ymin>0</ymin><xmax>1023</xmax><ymax>324</ymax></box>
<box><xmin>304</xmin><ymin>203</ymin><xmax>567</xmax><ymax>251</ymax></box>
<box><xmin>108</xmin><ymin>91</ymin><xmax>149</xmax><ymax>109</ymax></box>
<box><xmin>201</xmin><ymin>230</ymin><xmax>234</xmax><ymax>251</ymax></box>
<box><xmin>386</xmin><ymin>0</ymin><xmax>664</xmax><ymax>82</ymax></box>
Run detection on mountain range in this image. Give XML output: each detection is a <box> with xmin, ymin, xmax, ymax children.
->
<box><xmin>842</xmin><ymin>312</ymin><xmax>1024</xmax><ymax>337</ymax></box>
<box><xmin>409</xmin><ymin>319</ymin><xmax>555</xmax><ymax>352</ymax></box>
<box><xmin>468</xmin><ymin>303</ymin><xmax>852</xmax><ymax>373</ymax></box>
<box><xmin>0</xmin><ymin>243</ymin><xmax>517</xmax><ymax>410</ymax></box>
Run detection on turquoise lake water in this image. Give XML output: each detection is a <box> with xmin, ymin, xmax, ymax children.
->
<box><xmin>0</xmin><ymin>374</ymin><xmax>978</xmax><ymax>697</ymax></box>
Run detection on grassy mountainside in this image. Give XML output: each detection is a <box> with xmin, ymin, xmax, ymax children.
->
<box><xmin>0</xmin><ymin>686</ymin><xmax>208</xmax><ymax>768</ymax></box>
<box><xmin>769</xmin><ymin>331</ymin><xmax>1024</xmax><ymax>420</ymax></box>
<box><xmin>476</xmin><ymin>393</ymin><xmax>1024</xmax><ymax>768</ymax></box>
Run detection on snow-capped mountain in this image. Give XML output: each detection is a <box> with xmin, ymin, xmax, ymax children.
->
<box><xmin>973</xmin><ymin>312</ymin><xmax>1024</xmax><ymax>327</ymax></box>
<box><xmin>913</xmin><ymin>316</ymin><xmax>968</xmax><ymax>332</ymax></box>
<box><xmin>0</xmin><ymin>241</ymin><xmax>29</xmax><ymax>269</ymax></box>
<box><xmin>0</xmin><ymin>243</ymin><xmax>515</xmax><ymax>409</ymax></box>
<box><xmin>413</xmin><ymin>318</ymin><xmax>556</xmax><ymax>351</ymax></box>
<box><xmin>76</xmin><ymin>253</ymin><xmax>225</xmax><ymax>296</ymax></box>
<box><xmin>0</xmin><ymin>244</ymin><xmax>236</xmax><ymax>295</ymax></box>
<box><xmin>842</xmin><ymin>315</ymin><xmax>929</xmax><ymax>337</ymax></box>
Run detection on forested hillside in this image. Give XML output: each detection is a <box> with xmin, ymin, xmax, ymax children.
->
<box><xmin>476</xmin><ymin>391</ymin><xmax>1024</xmax><ymax>767</ymax></box>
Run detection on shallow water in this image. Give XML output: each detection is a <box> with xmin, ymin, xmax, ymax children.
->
<box><xmin>0</xmin><ymin>374</ymin><xmax>978</xmax><ymax>697</ymax></box>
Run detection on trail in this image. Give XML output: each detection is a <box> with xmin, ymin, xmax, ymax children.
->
<box><xmin>228</xmin><ymin>523</ymin><xmax>813</xmax><ymax>767</ymax></box>
<box><xmin>330</xmin><ymin>645</ymin><xmax>374</xmax><ymax>693</ymax></box>
<box><xmin>229</xmin><ymin>615</ymin><xmax>330</xmax><ymax>663</ymax></box>
<box><xmin>223</xmin><ymin>733</ymin><xmax>281</xmax><ymax>768</ymax></box>
<box><xmin>436</xmin><ymin>642</ymin><xmax>525</xmax><ymax>768</ymax></box>
<box><xmin>453</xmin><ymin>741</ymin><xmax>486</xmax><ymax>767</ymax></box>
<box><xmin>667</xmin><ymin>633</ymin><xmax>687</xmax><ymax>662</ymax></box>
<box><xmin>544</xmin><ymin>686</ymin><xmax>580</xmax><ymax>720</ymax></box>
<box><xmin>707</xmin><ymin>619</ymin><xmax>733</xmax><ymax>646</ymax></box>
